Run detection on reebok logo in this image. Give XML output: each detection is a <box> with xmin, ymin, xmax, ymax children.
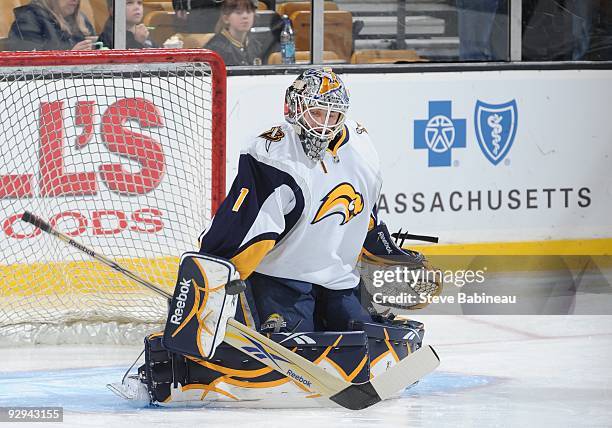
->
<box><xmin>378</xmin><ymin>231</ymin><xmax>393</xmax><ymax>255</ymax></box>
<box><xmin>170</xmin><ymin>278</ymin><xmax>191</xmax><ymax>325</ymax></box>
<box><xmin>68</xmin><ymin>239</ymin><xmax>95</xmax><ymax>257</ymax></box>
<box><xmin>286</xmin><ymin>369</ymin><xmax>312</xmax><ymax>388</ymax></box>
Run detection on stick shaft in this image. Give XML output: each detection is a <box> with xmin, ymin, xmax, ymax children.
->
<box><xmin>21</xmin><ymin>211</ymin><xmax>171</xmax><ymax>299</ymax></box>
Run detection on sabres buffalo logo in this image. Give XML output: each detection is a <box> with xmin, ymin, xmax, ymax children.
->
<box><xmin>318</xmin><ymin>71</ymin><xmax>342</xmax><ymax>96</ymax></box>
<box><xmin>311</xmin><ymin>182</ymin><xmax>364</xmax><ymax>225</ymax></box>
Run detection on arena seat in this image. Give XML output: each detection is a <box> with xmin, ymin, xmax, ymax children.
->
<box><xmin>277</xmin><ymin>1</ymin><xmax>338</xmax><ymax>17</ymax></box>
<box><xmin>89</xmin><ymin>0</ymin><xmax>111</xmax><ymax>34</ymax></box>
<box><xmin>267</xmin><ymin>50</ymin><xmax>341</xmax><ymax>64</ymax></box>
<box><xmin>350</xmin><ymin>49</ymin><xmax>426</xmax><ymax>64</ymax></box>
<box><xmin>80</xmin><ymin>0</ymin><xmax>110</xmax><ymax>35</ymax></box>
<box><xmin>143</xmin><ymin>11</ymin><xmax>178</xmax><ymax>46</ymax></box>
<box><xmin>143</xmin><ymin>1</ymin><xmax>174</xmax><ymax>17</ymax></box>
<box><xmin>0</xmin><ymin>0</ymin><xmax>25</xmax><ymax>40</ymax></box>
<box><xmin>291</xmin><ymin>10</ymin><xmax>353</xmax><ymax>62</ymax></box>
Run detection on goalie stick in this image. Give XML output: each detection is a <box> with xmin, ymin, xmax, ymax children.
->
<box><xmin>21</xmin><ymin>211</ymin><xmax>440</xmax><ymax>410</ymax></box>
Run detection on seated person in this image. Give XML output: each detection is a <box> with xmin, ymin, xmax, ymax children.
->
<box><xmin>204</xmin><ymin>0</ymin><xmax>265</xmax><ymax>66</ymax></box>
<box><xmin>9</xmin><ymin>0</ymin><xmax>96</xmax><ymax>51</ymax></box>
<box><xmin>98</xmin><ymin>0</ymin><xmax>156</xmax><ymax>49</ymax></box>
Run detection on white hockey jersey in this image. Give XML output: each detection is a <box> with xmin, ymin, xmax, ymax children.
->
<box><xmin>199</xmin><ymin>119</ymin><xmax>382</xmax><ymax>290</ymax></box>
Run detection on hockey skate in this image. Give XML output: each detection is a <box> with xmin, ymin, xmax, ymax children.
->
<box><xmin>107</xmin><ymin>374</ymin><xmax>150</xmax><ymax>406</ymax></box>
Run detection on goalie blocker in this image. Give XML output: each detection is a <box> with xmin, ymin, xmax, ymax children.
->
<box><xmin>163</xmin><ymin>252</ymin><xmax>245</xmax><ymax>360</ymax></box>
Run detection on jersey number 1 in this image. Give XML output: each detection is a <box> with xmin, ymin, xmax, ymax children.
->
<box><xmin>232</xmin><ymin>188</ymin><xmax>249</xmax><ymax>212</ymax></box>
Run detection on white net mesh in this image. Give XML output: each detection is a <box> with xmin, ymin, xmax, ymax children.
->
<box><xmin>0</xmin><ymin>53</ymin><xmax>224</xmax><ymax>345</ymax></box>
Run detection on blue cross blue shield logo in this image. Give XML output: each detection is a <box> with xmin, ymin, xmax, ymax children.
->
<box><xmin>414</xmin><ymin>101</ymin><xmax>466</xmax><ymax>167</ymax></box>
<box><xmin>474</xmin><ymin>100</ymin><xmax>518</xmax><ymax>165</ymax></box>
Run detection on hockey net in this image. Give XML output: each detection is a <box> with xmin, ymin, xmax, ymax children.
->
<box><xmin>0</xmin><ymin>50</ymin><xmax>226</xmax><ymax>345</ymax></box>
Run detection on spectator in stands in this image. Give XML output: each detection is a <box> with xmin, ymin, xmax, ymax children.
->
<box><xmin>205</xmin><ymin>0</ymin><xmax>265</xmax><ymax>66</ymax></box>
<box><xmin>9</xmin><ymin>0</ymin><xmax>96</xmax><ymax>51</ymax></box>
<box><xmin>98</xmin><ymin>0</ymin><xmax>156</xmax><ymax>49</ymax></box>
<box><xmin>172</xmin><ymin>0</ymin><xmax>274</xmax><ymax>33</ymax></box>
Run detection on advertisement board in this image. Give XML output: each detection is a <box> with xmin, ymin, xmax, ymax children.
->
<box><xmin>227</xmin><ymin>70</ymin><xmax>612</xmax><ymax>244</ymax></box>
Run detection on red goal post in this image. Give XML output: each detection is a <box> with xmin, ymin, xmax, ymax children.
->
<box><xmin>0</xmin><ymin>49</ymin><xmax>227</xmax><ymax>344</ymax></box>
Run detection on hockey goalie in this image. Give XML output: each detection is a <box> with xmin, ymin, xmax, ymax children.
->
<box><xmin>110</xmin><ymin>68</ymin><xmax>442</xmax><ymax>408</ymax></box>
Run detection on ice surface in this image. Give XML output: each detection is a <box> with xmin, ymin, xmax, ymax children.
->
<box><xmin>1</xmin><ymin>315</ymin><xmax>611</xmax><ymax>427</ymax></box>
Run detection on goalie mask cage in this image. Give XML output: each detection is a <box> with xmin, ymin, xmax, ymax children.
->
<box><xmin>0</xmin><ymin>50</ymin><xmax>226</xmax><ymax>345</ymax></box>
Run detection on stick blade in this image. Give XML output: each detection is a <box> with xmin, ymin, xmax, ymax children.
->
<box><xmin>329</xmin><ymin>345</ymin><xmax>439</xmax><ymax>410</ymax></box>
<box><xmin>370</xmin><ymin>345</ymin><xmax>440</xmax><ymax>401</ymax></box>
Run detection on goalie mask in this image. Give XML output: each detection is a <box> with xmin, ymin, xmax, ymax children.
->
<box><xmin>284</xmin><ymin>68</ymin><xmax>350</xmax><ymax>161</ymax></box>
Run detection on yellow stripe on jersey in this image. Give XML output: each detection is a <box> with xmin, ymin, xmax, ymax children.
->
<box><xmin>231</xmin><ymin>239</ymin><xmax>276</xmax><ymax>279</ymax></box>
<box><xmin>327</xmin><ymin>125</ymin><xmax>348</xmax><ymax>157</ymax></box>
<box><xmin>368</xmin><ymin>214</ymin><xmax>375</xmax><ymax>231</ymax></box>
